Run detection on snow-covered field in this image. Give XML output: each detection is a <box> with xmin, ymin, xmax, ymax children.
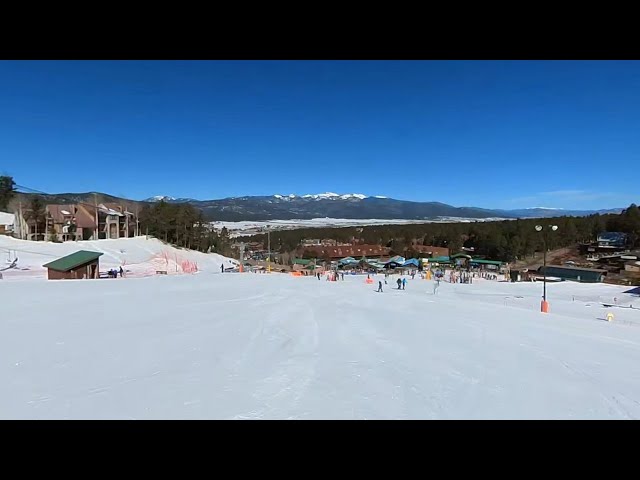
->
<box><xmin>0</xmin><ymin>236</ymin><xmax>237</xmax><ymax>280</ymax></box>
<box><xmin>1</xmin><ymin>264</ymin><xmax>640</xmax><ymax>419</ymax></box>
<box><xmin>211</xmin><ymin>217</ymin><xmax>511</xmax><ymax>238</ymax></box>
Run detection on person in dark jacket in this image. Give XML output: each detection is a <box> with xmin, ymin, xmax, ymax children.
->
<box><xmin>397</xmin><ymin>278</ymin><xmax>402</xmax><ymax>290</ymax></box>
<box><xmin>377</xmin><ymin>280</ymin><xmax>383</xmax><ymax>292</ymax></box>
<box><xmin>221</xmin><ymin>264</ymin><xmax>224</xmax><ymax>273</ymax></box>
<box><xmin>119</xmin><ymin>266</ymin><xmax>124</xmax><ymax>278</ymax></box>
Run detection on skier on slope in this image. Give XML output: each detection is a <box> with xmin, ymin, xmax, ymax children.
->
<box><xmin>221</xmin><ymin>264</ymin><xmax>224</xmax><ymax>273</ymax></box>
<box><xmin>397</xmin><ymin>278</ymin><xmax>402</xmax><ymax>290</ymax></box>
<box><xmin>377</xmin><ymin>280</ymin><xmax>383</xmax><ymax>293</ymax></box>
<box><xmin>402</xmin><ymin>277</ymin><xmax>407</xmax><ymax>290</ymax></box>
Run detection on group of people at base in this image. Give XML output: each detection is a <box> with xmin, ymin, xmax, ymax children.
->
<box><xmin>106</xmin><ymin>266</ymin><xmax>124</xmax><ymax>278</ymax></box>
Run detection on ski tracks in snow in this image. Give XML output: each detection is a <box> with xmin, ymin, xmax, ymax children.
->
<box><xmin>518</xmin><ymin>341</ymin><xmax>639</xmax><ymax>419</ymax></box>
<box><xmin>229</xmin><ymin>288</ymin><xmax>320</xmax><ymax>419</ymax></box>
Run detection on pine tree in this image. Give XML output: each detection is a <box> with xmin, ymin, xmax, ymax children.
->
<box><xmin>25</xmin><ymin>196</ymin><xmax>46</xmax><ymax>240</ymax></box>
<box><xmin>0</xmin><ymin>176</ymin><xmax>16</xmax><ymax>211</ymax></box>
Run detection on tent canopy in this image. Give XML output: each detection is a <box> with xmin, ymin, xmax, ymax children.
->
<box><xmin>402</xmin><ymin>258</ymin><xmax>420</xmax><ymax>267</ymax></box>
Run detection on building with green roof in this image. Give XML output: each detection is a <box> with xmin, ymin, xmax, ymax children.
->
<box><xmin>43</xmin><ymin>250</ymin><xmax>103</xmax><ymax>280</ymax></box>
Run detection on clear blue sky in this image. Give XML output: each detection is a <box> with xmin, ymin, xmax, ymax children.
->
<box><xmin>1</xmin><ymin>60</ymin><xmax>638</xmax><ymax>210</ymax></box>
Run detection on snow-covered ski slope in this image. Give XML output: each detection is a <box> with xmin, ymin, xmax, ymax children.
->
<box><xmin>0</xmin><ymin>236</ymin><xmax>237</xmax><ymax>280</ymax></box>
<box><xmin>1</xmin><ymin>270</ymin><xmax>639</xmax><ymax>419</ymax></box>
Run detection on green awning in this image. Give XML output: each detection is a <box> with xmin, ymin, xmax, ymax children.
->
<box><xmin>426</xmin><ymin>256</ymin><xmax>450</xmax><ymax>263</ymax></box>
<box><xmin>470</xmin><ymin>259</ymin><xmax>504</xmax><ymax>266</ymax></box>
<box><xmin>292</xmin><ymin>259</ymin><xmax>312</xmax><ymax>265</ymax></box>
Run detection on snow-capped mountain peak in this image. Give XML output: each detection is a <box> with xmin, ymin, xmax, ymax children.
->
<box><xmin>273</xmin><ymin>194</ymin><xmax>297</xmax><ymax>200</ymax></box>
<box><xmin>526</xmin><ymin>207</ymin><xmax>564</xmax><ymax>210</ymax></box>
<box><xmin>273</xmin><ymin>192</ymin><xmax>369</xmax><ymax>201</ymax></box>
<box><xmin>145</xmin><ymin>195</ymin><xmax>176</xmax><ymax>202</ymax></box>
<box><xmin>302</xmin><ymin>192</ymin><xmax>368</xmax><ymax>200</ymax></box>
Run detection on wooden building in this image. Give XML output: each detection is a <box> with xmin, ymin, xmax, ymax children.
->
<box><xmin>538</xmin><ymin>265</ymin><xmax>607</xmax><ymax>283</ymax></box>
<box><xmin>43</xmin><ymin>250</ymin><xmax>103</xmax><ymax>280</ymax></box>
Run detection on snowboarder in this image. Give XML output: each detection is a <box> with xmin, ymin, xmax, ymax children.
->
<box><xmin>402</xmin><ymin>277</ymin><xmax>407</xmax><ymax>290</ymax></box>
<box><xmin>377</xmin><ymin>280</ymin><xmax>383</xmax><ymax>292</ymax></box>
<box><xmin>397</xmin><ymin>278</ymin><xmax>402</xmax><ymax>290</ymax></box>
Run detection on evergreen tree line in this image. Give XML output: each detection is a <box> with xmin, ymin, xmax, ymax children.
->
<box><xmin>137</xmin><ymin>201</ymin><xmax>233</xmax><ymax>256</ymax></box>
<box><xmin>241</xmin><ymin>204</ymin><xmax>640</xmax><ymax>263</ymax></box>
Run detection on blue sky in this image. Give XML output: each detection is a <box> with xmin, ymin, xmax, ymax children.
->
<box><xmin>0</xmin><ymin>60</ymin><xmax>638</xmax><ymax>210</ymax></box>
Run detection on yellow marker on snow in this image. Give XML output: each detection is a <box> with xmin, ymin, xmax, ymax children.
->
<box><xmin>606</xmin><ymin>312</ymin><xmax>614</xmax><ymax>322</ymax></box>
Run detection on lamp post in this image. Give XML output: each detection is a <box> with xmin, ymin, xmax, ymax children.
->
<box><xmin>535</xmin><ymin>224</ymin><xmax>558</xmax><ymax>313</ymax></box>
<box><xmin>239</xmin><ymin>242</ymin><xmax>245</xmax><ymax>273</ymax></box>
<box><xmin>267</xmin><ymin>226</ymin><xmax>271</xmax><ymax>273</ymax></box>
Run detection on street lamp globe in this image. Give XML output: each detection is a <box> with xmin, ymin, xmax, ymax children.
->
<box><xmin>551</xmin><ymin>225</ymin><xmax>558</xmax><ymax>231</ymax></box>
<box><xmin>535</xmin><ymin>225</ymin><xmax>543</xmax><ymax>232</ymax></box>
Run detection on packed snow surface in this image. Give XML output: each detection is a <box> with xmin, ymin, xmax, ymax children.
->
<box><xmin>1</xmin><ymin>266</ymin><xmax>640</xmax><ymax>419</ymax></box>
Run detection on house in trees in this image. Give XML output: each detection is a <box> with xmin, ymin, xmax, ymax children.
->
<box><xmin>597</xmin><ymin>232</ymin><xmax>628</xmax><ymax>249</ymax></box>
<box><xmin>579</xmin><ymin>232</ymin><xmax>629</xmax><ymax>254</ymax></box>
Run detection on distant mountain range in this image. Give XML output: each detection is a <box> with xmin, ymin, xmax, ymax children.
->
<box><xmin>495</xmin><ymin>207</ymin><xmax>624</xmax><ymax>218</ymax></box>
<box><xmin>141</xmin><ymin>192</ymin><xmax>625</xmax><ymax>221</ymax></box>
<box><xmin>8</xmin><ymin>191</ymin><xmax>625</xmax><ymax>222</ymax></box>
